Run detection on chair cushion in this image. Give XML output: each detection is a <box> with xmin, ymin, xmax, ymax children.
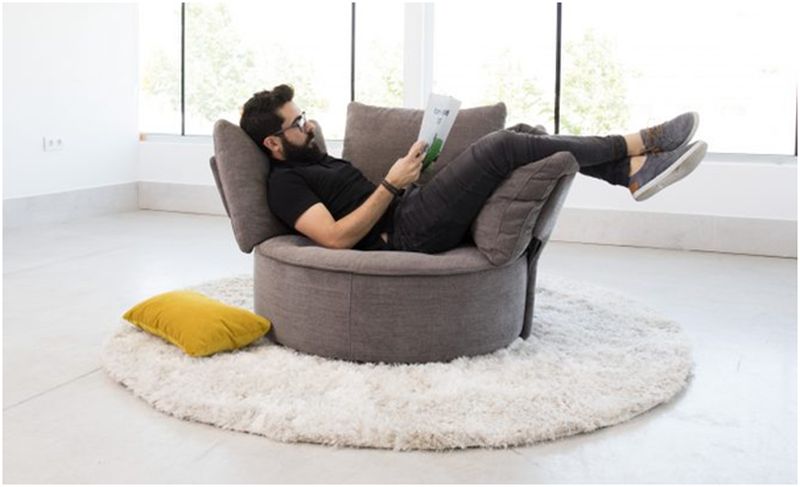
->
<box><xmin>122</xmin><ymin>290</ymin><xmax>270</xmax><ymax>357</ymax></box>
<box><xmin>211</xmin><ymin>119</ymin><xmax>329</xmax><ymax>254</ymax></box>
<box><xmin>469</xmin><ymin>151</ymin><xmax>580</xmax><ymax>266</ymax></box>
<box><xmin>256</xmin><ymin>234</ymin><xmax>516</xmax><ymax>276</ymax></box>
<box><xmin>341</xmin><ymin>101</ymin><xmax>507</xmax><ymax>186</ymax></box>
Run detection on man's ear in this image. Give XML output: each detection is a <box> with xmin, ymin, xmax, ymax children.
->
<box><xmin>263</xmin><ymin>136</ymin><xmax>282</xmax><ymax>158</ymax></box>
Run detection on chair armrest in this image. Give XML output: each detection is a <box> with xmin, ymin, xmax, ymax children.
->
<box><xmin>469</xmin><ymin>151</ymin><xmax>579</xmax><ymax>266</ymax></box>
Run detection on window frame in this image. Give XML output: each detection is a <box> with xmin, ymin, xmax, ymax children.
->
<box><xmin>139</xmin><ymin>1</ymin><xmax>798</xmax><ymax>160</ymax></box>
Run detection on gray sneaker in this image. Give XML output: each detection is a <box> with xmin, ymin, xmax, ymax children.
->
<box><xmin>629</xmin><ymin>140</ymin><xmax>708</xmax><ymax>201</ymax></box>
<box><xmin>640</xmin><ymin>111</ymin><xmax>699</xmax><ymax>153</ymax></box>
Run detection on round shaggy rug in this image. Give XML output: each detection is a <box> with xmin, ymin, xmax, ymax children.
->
<box><xmin>102</xmin><ymin>274</ymin><xmax>694</xmax><ymax>451</ymax></box>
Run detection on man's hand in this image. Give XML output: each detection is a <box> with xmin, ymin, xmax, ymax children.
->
<box><xmin>385</xmin><ymin>140</ymin><xmax>428</xmax><ymax>189</ymax></box>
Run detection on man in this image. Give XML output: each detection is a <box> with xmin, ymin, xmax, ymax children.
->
<box><xmin>240</xmin><ymin>84</ymin><xmax>707</xmax><ymax>254</ymax></box>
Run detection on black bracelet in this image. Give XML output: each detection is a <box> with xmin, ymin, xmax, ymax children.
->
<box><xmin>381</xmin><ymin>179</ymin><xmax>402</xmax><ymax>197</ymax></box>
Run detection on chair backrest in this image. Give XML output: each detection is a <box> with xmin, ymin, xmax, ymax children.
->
<box><xmin>341</xmin><ymin>101</ymin><xmax>507</xmax><ymax>186</ymax></box>
<box><xmin>209</xmin><ymin>118</ymin><xmax>327</xmax><ymax>253</ymax></box>
<box><xmin>210</xmin><ymin>101</ymin><xmax>505</xmax><ymax>254</ymax></box>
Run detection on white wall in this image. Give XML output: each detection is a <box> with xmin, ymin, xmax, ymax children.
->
<box><xmin>564</xmin><ymin>158</ymin><xmax>797</xmax><ymax>221</ymax></box>
<box><xmin>138</xmin><ymin>137</ymin><xmax>797</xmax><ymax>257</ymax></box>
<box><xmin>2</xmin><ymin>3</ymin><xmax>139</xmax><ymax>199</ymax></box>
<box><xmin>139</xmin><ymin>138</ymin><xmax>797</xmax><ymax>221</ymax></box>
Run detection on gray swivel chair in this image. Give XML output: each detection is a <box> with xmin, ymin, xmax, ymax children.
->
<box><xmin>210</xmin><ymin>101</ymin><xmax>578</xmax><ymax>364</ymax></box>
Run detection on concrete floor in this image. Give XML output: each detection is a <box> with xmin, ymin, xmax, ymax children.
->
<box><xmin>2</xmin><ymin>210</ymin><xmax>797</xmax><ymax>483</ymax></box>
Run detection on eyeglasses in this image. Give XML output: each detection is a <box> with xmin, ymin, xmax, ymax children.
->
<box><xmin>270</xmin><ymin>111</ymin><xmax>307</xmax><ymax>137</ymax></box>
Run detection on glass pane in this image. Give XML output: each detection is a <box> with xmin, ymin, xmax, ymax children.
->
<box><xmin>561</xmin><ymin>0</ymin><xmax>797</xmax><ymax>154</ymax></box>
<box><xmin>433</xmin><ymin>2</ymin><xmax>557</xmax><ymax>132</ymax></box>
<box><xmin>354</xmin><ymin>3</ymin><xmax>404</xmax><ymax>107</ymax></box>
<box><xmin>139</xmin><ymin>3</ymin><xmax>181</xmax><ymax>134</ymax></box>
<box><xmin>184</xmin><ymin>1</ymin><xmax>351</xmax><ymax>138</ymax></box>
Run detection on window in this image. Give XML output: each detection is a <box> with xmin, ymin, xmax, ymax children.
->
<box><xmin>183</xmin><ymin>1</ymin><xmax>351</xmax><ymax>138</ymax></box>
<box><xmin>354</xmin><ymin>3</ymin><xmax>404</xmax><ymax>107</ymax></box>
<box><xmin>432</xmin><ymin>3</ymin><xmax>556</xmax><ymax>132</ymax></box>
<box><xmin>139</xmin><ymin>1</ymin><xmax>797</xmax><ymax>158</ymax></box>
<box><xmin>560</xmin><ymin>0</ymin><xmax>798</xmax><ymax>154</ymax></box>
<box><xmin>138</xmin><ymin>3</ymin><xmax>181</xmax><ymax>134</ymax></box>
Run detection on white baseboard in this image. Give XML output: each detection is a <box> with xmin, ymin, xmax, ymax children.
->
<box><xmin>137</xmin><ymin>181</ymin><xmax>227</xmax><ymax>216</ymax></box>
<box><xmin>140</xmin><ymin>182</ymin><xmax>796</xmax><ymax>258</ymax></box>
<box><xmin>551</xmin><ymin>207</ymin><xmax>796</xmax><ymax>258</ymax></box>
<box><xmin>3</xmin><ymin>182</ymin><xmax>138</xmax><ymax>228</ymax></box>
<box><xmin>6</xmin><ymin>181</ymin><xmax>796</xmax><ymax>258</ymax></box>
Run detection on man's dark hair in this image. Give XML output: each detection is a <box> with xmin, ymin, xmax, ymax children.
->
<box><xmin>240</xmin><ymin>84</ymin><xmax>294</xmax><ymax>157</ymax></box>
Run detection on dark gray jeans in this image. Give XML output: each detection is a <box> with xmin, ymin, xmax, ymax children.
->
<box><xmin>387</xmin><ymin>127</ymin><xmax>630</xmax><ymax>254</ymax></box>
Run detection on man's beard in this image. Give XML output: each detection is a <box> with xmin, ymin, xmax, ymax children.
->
<box><xmin>280</xmin><ymin>131</ymin><xmax>325</xmax><ymax>163</ymax></box>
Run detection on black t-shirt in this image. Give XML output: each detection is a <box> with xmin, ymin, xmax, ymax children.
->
<box><xmin>267</xmin><ymin>154</ymin><xmax>396</xmax><ymax>251</ymax></box>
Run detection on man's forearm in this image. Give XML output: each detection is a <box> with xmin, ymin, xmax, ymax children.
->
<box><xmin>332</xmin><ymin>184</ymin><xmax>395</xmax><ymax>249</ymax></box>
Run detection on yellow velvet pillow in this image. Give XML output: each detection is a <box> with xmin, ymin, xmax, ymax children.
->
<box><xmin>122</xmin><ymin>290</ymin><xmax>271</xmax><ymax>357</ymax></box>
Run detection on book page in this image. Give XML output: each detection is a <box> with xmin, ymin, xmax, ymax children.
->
<box><xmin>418</xmin><ymin>93</ymin><xmax>462</xmax><ymax>172</ymax></box>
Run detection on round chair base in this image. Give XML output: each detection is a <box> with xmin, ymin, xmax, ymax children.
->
<box><xmin>254</xmin><ymin>235</ymin><xmax>532</xmax><ymax>364</ymax></box>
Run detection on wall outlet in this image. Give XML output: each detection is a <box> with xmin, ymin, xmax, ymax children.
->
<box><xmin>42</xmin><ymin>136</ymin><xmax>64</xmax><ymax>152</ymax></box>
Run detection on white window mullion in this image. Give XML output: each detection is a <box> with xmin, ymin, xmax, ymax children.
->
<box><xmin>403</xmin><ymin>3</ymin><xmax>434</xmax><ymax>109</ymax></box>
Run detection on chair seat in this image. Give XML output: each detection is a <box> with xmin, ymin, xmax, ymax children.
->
<box><xmin>256</xmin><ymin>234</ymin><xmax>507</xmax><ymax>276</ymax></box>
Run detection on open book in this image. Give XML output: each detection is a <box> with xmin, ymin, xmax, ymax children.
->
<box><xmin>418</xmin><ymin>93</ymin><xmax>461</xmax><ymax>172</ymax></box>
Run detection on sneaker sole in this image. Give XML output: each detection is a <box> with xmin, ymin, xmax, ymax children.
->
<box><xmin>677</xmin><ymin>111</ymin><xmax>700</xmax><ymax>151</ymax></box>
<box><xmin>633</xmin><ymin>141</ymin><xmax>708</xmax><ymax>201</ymax></box>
